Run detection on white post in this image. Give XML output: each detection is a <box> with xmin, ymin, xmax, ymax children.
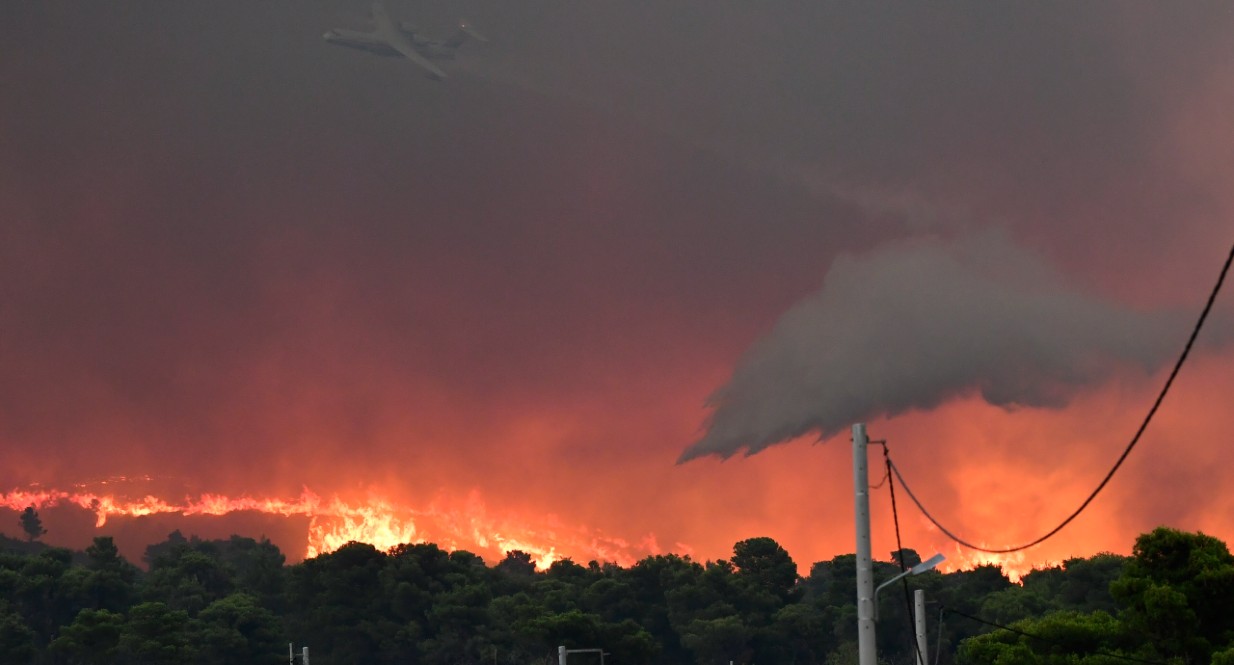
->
<box><xmin>289</xmin><ymin>643</ymin><xmax>293</xmax><ymax>664</ymax></box>
<box><xmin>302</xmin><ymin>647</ymin><xmax>310</xmax><ymax>665</ymax></box>
<box><xmin>558</xmin><ymin>645</ymin><xmax>567</xmax><ymax>665</ymax></box>
<box><xmin>914</xmin><ymin>589</ymin><xmax>928</xmax><ymax>665</ymax></box>
<box><xmin>854</xmin><ymin>423</ymin><xmax>876</xmax><ymax>665</ymax></box>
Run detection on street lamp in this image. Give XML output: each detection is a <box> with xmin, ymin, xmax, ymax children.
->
<box><xmin>873</xmin><ymin>553</ymin><xmax>945</xmax><ymax>620</ymax></box>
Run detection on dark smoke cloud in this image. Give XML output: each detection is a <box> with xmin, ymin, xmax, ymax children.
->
<box><xmin>2</xmin><ymin>0</ymin><xmax>1233</xmax><ymax>569</ymax></box>
<box><xmin>679</xmin><ymin>231</ymin><xmax>1200</xmax><ymax>462</ymax></box>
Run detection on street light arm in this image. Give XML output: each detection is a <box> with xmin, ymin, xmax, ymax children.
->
<box><xmin>911</xmin><ymin>553</ymin><xmax>946</xmax><ymax>575</ymax></box>
<box><xmin>873</xmin><ymin>552</ymin><xmax>945</xmax><ymax>621</ymax></box>
<box><xmin>875</xmin><ymin>569</ymin><xmax>912</xmax><ymax>596</ymax></box>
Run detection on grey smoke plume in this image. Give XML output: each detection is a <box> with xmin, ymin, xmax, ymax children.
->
<box><xmin>678</xmin><ymin>231</ymin><xmax>1187</xmax><ymax>462</ymax></box>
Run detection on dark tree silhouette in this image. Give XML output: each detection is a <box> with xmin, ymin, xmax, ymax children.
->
<box><xmin>495</xmin><ymin>549</ymin><xmax>537</xmax><ymax>577</ymax></box>
<box><xmin>18</xmin><ymin>506</ymin><xmax>46</xmax><ymax>542</ymax></box>
<box><xmin>890</xmin><ymin>548</ymin><xmax>921</xmax><ymax>569</ymax></box>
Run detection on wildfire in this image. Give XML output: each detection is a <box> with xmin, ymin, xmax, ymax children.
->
<box><xmin>934</xmin><ymin>543</ymin><xmax>1060</xmax><ymax>583</ymax></box>
<box><xmin>0</xmin><ymin>486</ymin><xmax>655</xmax><ymax>569</ymax></box>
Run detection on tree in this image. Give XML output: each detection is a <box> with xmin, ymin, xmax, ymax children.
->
<box><xmin>194</xmin><ymin>593</ymin><xmax>284</xmax><ymax>664</ymax></box>
<box><xmin>769</xmin><ymin>602</ymin><xmax>832</xmax><ymax>664</ymax></box>
<box><xmin>891</xmin><ymin>548</ymin><xmax>922</xmax><ymax>569</ymax></box>
<box><xmin>957</xmin><ymin>610</ymin><xmax>1135</xmax><ymax>665</ymax></box>
<box><xmin>679</xmin><ymin>615</ymin><xmax>751</xmax><ymax>665</ymax></box>
<box><xmin>421</xmin><ymin>582</ymin><xmax>495</xmax><ymax>663</ymax></box>
<box><xmin>625</xmin><ymin>554</ymin><xmax>704</xmax><ymax>664</ymax></box>
<box><xmin>213</xmin><ymin>536</ymin><xmax>287</xmax><ymax>612</ymax></box>
<box><xmin>142</xmin><ymin>530</ymin><xmax>188</xmax><ymax>568</ymax></box>
<box><xmin>496</xmin><ymin>550</ymin><xmax>537</xmax><ymax>578</ymax></box>
<box><xmin>524</xmin><ymin>609</ymin><xmax>656</xmax><ymax>665</ymax></box>
<box><xmin>0</xmin><ymin>601</ymin><xmax>36</xmax><ymax>663</ymax></box>
<box><xmin>1110</xmin><ymin>527</ymin><xmax>1234</xmax><ymax>663</ymax></box>
<box><xmin>18</xmin><ymin>507</ymin><xmax>45</xmax><ymax>542</ymax></box>
<box><xmin>731</xmin><ymin>537</ymin><xmax>799</xmax><ymax>604</ymax></box>
<box><xmin>1020</xmin><ymin>554</ymin><xmax>1126</xmax><ymax>614</ymax></box>
<box><xmin>48</xmin><ymin>608</ymin><xmax>125</xmax><ymax>665</ymax></box>
<box><xmin>284</xmin><ymin>541</ymin><xmax>393</xmax><ymax>664</ymax></box>
<box><xmin>143</xmin><ymin>547</ymin><xmax>235</xmax><ymax>615</ymax></box>
<box><xmin>14</xmin><ymin>547</ymin><xmax>78</xmax><ymax>645</ymax></box>
<box><xmin>803</xmin><ymin>554</ymin><xmax>857</xmax><ymax>610</ymax></box>
<box><xmin>115</xmin><ymin>602</ymin><xmax>196</xmax><ymax>665</ymax></box>
<box><xmin>70</xmin><ymin>536</ymin><xmax>139</xmax><ymax>613</ymax></box>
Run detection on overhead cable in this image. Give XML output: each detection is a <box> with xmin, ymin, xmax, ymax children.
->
<box><xmin>890</xmin><ymin>241</ymin><xmax>1234</xmax><ymax>554</ymax></box>
<box><xmin>883</xmin><ymin>449</ymin><xmax>927</xmax><ymax>665</ymax></box>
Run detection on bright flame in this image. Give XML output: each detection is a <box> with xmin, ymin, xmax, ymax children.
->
<box><xmin>0</xmin><ymin>486</ymin><xmax>659</xmax><ymax>569</ymax></box>
<box><xmin>934</xmin><ymin>542</ymin><xmax>1061</xmax><ymax>583</ymax></box>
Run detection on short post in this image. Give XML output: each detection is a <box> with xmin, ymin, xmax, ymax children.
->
<box><xmin>302</xmin><ymin>647</ymin><xmax>310</xmax><ymax>665</ymax></box>
<box><xmin>558</xmin><ymin>645</ymin><xmax>567</xmax><ymax>665</ymax></box>
<box><xmin>914</xmin><ymin>589</ymin><xmax>927</xmax><ymax>665</ymax></box>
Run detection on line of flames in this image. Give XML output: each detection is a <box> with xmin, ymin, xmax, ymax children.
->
<box><xmin>3</xmin><ymin>487</ymin><xmax>1057</xmax><ymax>580</ymax></box>
<box><xmin>0</xmin><ymin>487</ymin><xmax>656</xmax><ymax>569</ymax></box>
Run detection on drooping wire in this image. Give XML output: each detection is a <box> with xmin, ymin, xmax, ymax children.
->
<box><xmin>942</xmin><ymin>607</ymin><xmax>1170</xmax><ymax>665</ymax></box>
<box><xmin>884</xmin><ymin>447</ymin><xmax>927</xmax><ymax>665</ymax></box>
<box><xmin>933</xmin><ymin>606</ymin><xmax>945</xmax><ymax>665</ymax></box>
<box><xmin>870</xmin><ymin>465</ymin><xmax>890</xmax><ymax>490</ymax></box>
<box><xmin>888</xmin><ymin>241</ymin><xmax>1234</xmax><ymax>554</ymax></box>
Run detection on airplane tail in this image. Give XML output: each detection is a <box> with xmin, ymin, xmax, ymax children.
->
<box><xmin>442</xmin><ymin>20</ymin><xmax>488</xmax><ymax>48</ymax></box>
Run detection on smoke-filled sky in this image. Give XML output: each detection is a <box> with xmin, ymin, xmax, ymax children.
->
<box><xmin>2</xmin><ymin>1</ymin><xmax>1233</xmax><ymax>574</ymax></box>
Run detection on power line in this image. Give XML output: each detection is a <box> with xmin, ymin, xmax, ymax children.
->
<box><xmin>889</xmin><ymin>241</ymin><xmax>1234</xmax><ymax>554</ymax></box>
<box><xmin>884</xmin><ymin>449</ymin><xmax>926</xmax><ymax>665</ymax></box>
<box><xmin>933</xmin><ymin>606</ymin><xmax>945</xmax><ymax>665</ymax></box>
<box><xmin>942</xmin><ymin>607</ymin><xmax>1170</xmax><ymax>665</ymax></box>
<box><xmin>870</xmin><ymin>465</ymin><xmax>890</xmax><ymax>490</ymax></box>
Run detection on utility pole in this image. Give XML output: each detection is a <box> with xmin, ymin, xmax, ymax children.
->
<box><xmin>854</xmin><ymin>423</ymin><xmax>876</xmax><ymax>665</ymax></box>
<box><xmin>914</xmin><ymin>589</ymin><xmax>928</xmax><ymax>665</ymax></box>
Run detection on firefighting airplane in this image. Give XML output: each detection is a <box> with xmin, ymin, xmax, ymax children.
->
<box><xmin>323</xmin><ymin>2</ymin><xmax>487</xmax><ymax>80</ymax></box>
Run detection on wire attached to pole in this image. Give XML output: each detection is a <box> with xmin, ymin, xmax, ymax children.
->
<box><xmin>890</xmin><ymin>241</ymin><xmax>1234</xmax><ymax>554</ymax></box>
<box><xmin>884</xmin><ymin>446</ymin><xmax>927</xmax><ymax>665</ymax></box>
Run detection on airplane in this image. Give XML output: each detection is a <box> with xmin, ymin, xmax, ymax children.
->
<box><xmin>323</xmin><ymin>2</ymin><xmax>487</xmax><ymax>80</ymax></box>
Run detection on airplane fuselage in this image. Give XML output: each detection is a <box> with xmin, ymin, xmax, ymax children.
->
<box><xmin>323</xmin><ymin>29</ymin><xmax>457</xmax><ymax>60</ymax></box>
<box><xmin>323</xmin><ymin>29</ymin><xmax>402</xmax><ymax>57</ymax></box>
<box><xmin>323</xmin><ymin>2</ymin><xmax>482</xmax><ymax>81</ymax></box>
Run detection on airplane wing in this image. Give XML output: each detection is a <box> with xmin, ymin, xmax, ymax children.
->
<box><xmin>370</xmin><ymin>1</ymin><xmax>448</xmax><ymax>79</ymax></box>
<box><xmin>384</xmin><ymin>31</ymin><xmax>449</xmax><ymax>80</ymax></box>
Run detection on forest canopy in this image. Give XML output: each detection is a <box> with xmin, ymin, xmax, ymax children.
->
<box><xmin>0</xmin><ymin>525</ymin><xmax>1225</xmax><ymax>665</ymax></box>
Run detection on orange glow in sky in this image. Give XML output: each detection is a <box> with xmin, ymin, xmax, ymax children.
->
<box><xmin>2</xmin><ymin>1</ymin><xmax>1233</xmax><ymax>585</ymax></box>
<box><xmin>4</xmin><ymin>344</ymin><xmax>1233</xmax><ymax>580</ymax></box>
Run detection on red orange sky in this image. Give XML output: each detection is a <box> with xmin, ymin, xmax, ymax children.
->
<box><xmin>1</xmin><ymin>1</ymin><xmax>1232</xmax><ymax>577</ymax></box>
